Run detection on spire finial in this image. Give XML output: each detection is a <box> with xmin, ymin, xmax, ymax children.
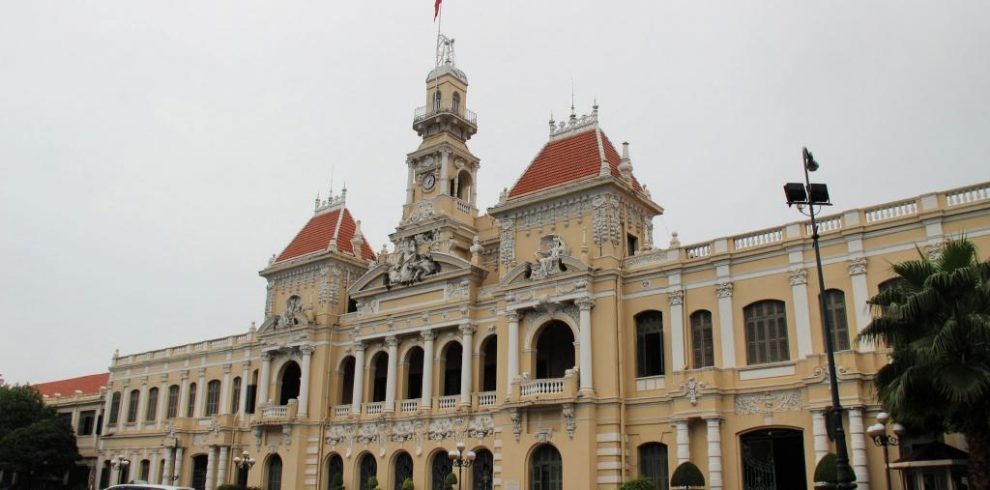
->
<box><xmin>569</xmin><ymin>77</ymin><xmax>576</xmax><ymax>120</ymax></box>
<box><xmin>593</xmin><ymin>97</ymin><xmax>599</xmax><ymax>114</ymax></box>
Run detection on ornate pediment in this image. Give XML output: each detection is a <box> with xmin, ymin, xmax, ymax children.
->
<box><xmin>501</xmin><ymin>254</ymin><xmax>588</xmax><ymax>286</ymax></box>
<box><xmin>349</xmin><ymin>252</ymin><xmax>477</xmax><ymax>296</ymax></box>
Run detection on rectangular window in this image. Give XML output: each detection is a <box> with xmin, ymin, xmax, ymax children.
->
<box><xmin>145</xmin><ymin>388</ymin><xmax>158</xmax><ymax>421</ymax></box>
<box><xmin>126</xmin><ymin>390</ymin><xmax>140</xmax><ymax>423</ymax></box>
<box><xmin>231</xmin><ymin>377</ymin><xmax>242</xmax><ymax>414</ymax></box>
<box><xmin>186</xmin><ymin>383</ymin><xmax>197</xmax><ymax>417</ymax></box>
<box><xmin>166</xmin><ymin>385</ymin><xmax>179</xmax><ymax>419</ymax></box>
<box><xmin>635</xmin><ymin>311</ymin><xmax>664</xmax><ymax>377</ymax></box>
<box><xmin>78</xmin><ymin>410</ymin><xmax>96</xmax><ymax>436</ymax></box>
<box><xmin>246</xmin><ymin>385</ymin><xmax>257</xmax><ymax>414</ymax></box>
<box><xmin>824</xmin><ymin>290</ymin><xmax>851</xmax><ymax>351</ymax></box>
<box><xmin>108</xmin><ymin>392</ymin><xmax>121</xmax><ymax>425</ymax></box>
<box><xmin>690</xmin><ymin>311</ymin><xmax>715</xmax><ymax>368</ymax></box>
<box><xmin>205</xmin><ymin>381</ymin><xmax>221</xmax><ymax>416</ymax></box>
<box><xmin>627</xmin><ymin>234</ymin><xmax>639</xmax><ymax>256</ymax></box>
<box><xmin>744</xmin><ymin>301</ymin><xmax>790</xmax><ymax>364</ymax></box>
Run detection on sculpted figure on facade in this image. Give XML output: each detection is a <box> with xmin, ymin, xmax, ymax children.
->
<box><xmin>528</xmin><ymin>235</ymin><xmax>567</xmax><ymax>280</ymax></box>
<box><xmin>276</xmin><ymin>295</ymin><xmax>308</xmax><ymax>328</ymax></box>
<box><xmin>385</xmin><ymin>236</ymin><xmax>440</xmax><ymax>288</ymax></box>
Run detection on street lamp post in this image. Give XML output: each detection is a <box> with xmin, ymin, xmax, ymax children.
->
<box><xmin>447</xmin><ymin>441</ymin><xmax>476</xmax><ymax>490</ymax></box>
<box><xmin>784</xmin><ymin>147</ymin><xmax>856</xmax><ymax>489</ymax></box>
<box><xmin>867</xmin><ymin>412</ymin><xmax>905</xmax><ymax>490</ymax></box>
<box><xmin>110</xmin><ymin>455</ymin><xmax>130</xmax><ymax>485</ymax></box>
<box><xmin>233</xmin><ymin>450</ymin><xmax>257</xmax><ymax>487</ymax></box>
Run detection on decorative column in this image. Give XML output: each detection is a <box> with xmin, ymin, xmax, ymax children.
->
<box><xmin>149</xmin><ymin>452</ymin><xmax>160</xmax><ymax>487</ymax></box>
<box><xmin>459</xmin><ymin>324</ymin><xmax>476</xmax><ymax>405</ymax></box>
<box><xmin>715</xmin><ymin>282</ymin><xmax>736</xmax><ymax>368</ymax></box>
<box><xmin>157</xmin><ymin>374</ymin><xmax>168</xmax><ymax>428</ymax></box>
<box><xmin>163</xmin><ymin>447</ymin><xmax>175</xmax><ymax>485</ymax></box>
<box><xmin>788</xmin><ymin>267</ymin><xmax>814</xmax><ymax>358</ymax></box>
<box><xmin>506</xmin><ymin>311</ymin><xmax>520</xmax><ymax>399</ymax></box>
<box><xmin>205</xmin><ymin>445</ymin><xmax>217</xmax><ymax>490</ymax></box>
<box><xmin>812</xmin><ymin>409</ymin><xmax>829</xmax><ymax>463</ymax></box>
<box><xmin>195</xmin><ymin>368</ymin><xmax>206</xmax><ymax>417</ymax></box>
<box><xmin>439</xmin><ymin>149</ymin><xmax>449</xmax><ymax>195</ymax></box>
<box><xmin>217</xmin><ymin>446</ymin><xmax>229</xmax><ymax>488</ymax></box>
<box><xmin>705</xmin><ymin>418</ymin><xmax>723</xmax><ymax>490</ymax></box>
<box><xmin>668</xmin><ymin>290</ymin><xmax>686</xmax><ymax>372</ymax></box>
<box><xmin>673</xmin><ymin>419</ymin><xmax>690</xmax><ymax>465</ymax></box>
<box><xmin>257</xmin><ymin>352</ymin><xmax>272</xmax><ymax>408</ymax></box>
<box><xmin>385</xmin><ymin>336</ymin><xmax>399</xmax><ymax>411</ymax></box>
<box><xmin>178</xmin><ymin>370</ymin><xmax>190</xmax><ymax>418</ymax></box>
<box><xmin>848</xmin><ymin>257</ymin><xmax>873</xmax><ymax>351</ymax></box>
<box><xmin>576</xmin><ymin>297</ymin><xmax>595</xmax><ymax>394</ymax></box>
<box><xmin>848</xmin><ymin>407</ymin><xmax>870</xmax><ymax>490</ymax></box>
<box><xmin>298</xmin><ymin>345</ymin><xmax>314</xmax><ymax>417</ymax></box>
<box><xmin>220</xmin><ymin>364</ymin><xmax>232</xmax><ymax>414</ymax></box>
<box><xmin>136</xmin><ymin>377</ymin><xmax>149</xmax><ymax>430</ymax></box>
<box><xmin>238</xmin><ymin>360</ymin><xmax>250</xmax><ymax>417</ymax></box>
<box><xmin>173</xmin><ymin>447</ymin><xmax>184</xmax><ymax>486</ymax></box>
<box><xmin>406</xmin><ymin>164</ymin><xmax>415</xmax><ymax>204</ymax></box>
<box><xmin>351</xmin><ymin>341</ymin><xmax>366</xmax><ymax>414</ymax></box>
<box><xmin>421</xmin><ymin>331</ymin><xmax>435</xmax><ymax>408</ymax></box>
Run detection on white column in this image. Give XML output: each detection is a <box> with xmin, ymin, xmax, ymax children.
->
<box><xmin>136</xmin><ymin>378</ymin><xmax>149</xmax><ymax>430</ymax></box>
<box><xmin>385</xmin><ymin>337</ymin><xmax>399</xmax><ymax>411</ymax></box>
<box><xmin>205</xmin><ymin>446</ymin><xmax>217</xmax><ymax>490</ymax></box>
<box><xmin>220</xmin><ymin>364</ymin><xmax>232</xmax><ymax>414</ymax></box>
<box><xmin>298</xmin><ymin>346</ymin><xmax>314</xmax><ymax>417</ymax></box>
<box><xmin>195</xmin><ymin>369</ymin><xmax>206</xmax><ymax>417</ymax></box>
<box><xmin>173</xmin><ymin>447</ymin><xmax>184</xmax><ymax>486</ymax></box>
<box><xmin>459</xmin><ymin>324</ymin><xmax>475</xmax><ymax>405</ymax></box>
<box><xmin>668</xmin><ymin>290</ymin><xmax>686</xmax><ymax>371</ymax></box>
<box><xmin>849</xmin><ymin>407</ymin><xmax>870</xmax><ymax>490</ymax></box>
<box><xmin>576</xmin><ymin>298</ymin><xmax>595</xmax><ymax>394</ymax></box>
<box><xmin>421</xmin><ymin>331</ymin><xmax>435</xmax><ymax>408</ymax></box>
<box><xmin>439</xmin><ymin>149</ymin><xmax>449</xmax><ymax>195</ymax></box>
<box><xmin>351</xmin><ymin>341</ymin><xmax>366</xmax><ymax>414</ymax></box>
<box><xmin>238</xmin><ymin>360</ymin><xmax>250</xmax><ymax>417</ymax></box>
<box><xmin>94</xmin><ymin>458</ymin><xmax>104</xmax><ymax>488</ymax></box>
<box><xmin>157</xmin><ymin>375</ymin><xmax>169</xmax><ymax>429</ymax></box>
<box><xmin>101</xmin><ymin>386</ymin><xmax>114</xmax><ymax>433</ymax></box>
<box><xmin>178</xmin><ymin>371</ymin><xmax>190</xmax><ymax>418</ymax></box>
<box><xmin>848</xmin><ymin>257</ymin><xmax>874</xmax><ymax>351</ymax></box>
<box><xmin>257</xmin><ymin>353</ymin><xmax>272</xmax><ymax>408</ymax></box>
<box><xmin>149</xmin><ymin>452</ymin><xmax>160</xmax><ymax>487</ymax></box>
<box><xmin>674</xmin><ymin>419</ymin><xmax>690</xmax><ymax>465</ymax></box>
<box><xmin>217</xmin><ymin>446</ymin><xmax>229</xmax><ymax>488</ymax></box>
<box><xmin>506</xmin><ymin>312</ymin><xmax>520</xmax><ymax>399</ymax></box>
<box><xmin>789</xmin><ymin>267</ymin><xmax>814</xmax><ymax>358</ymax></box>
<box><xmin>715</xmin><ymin>282</ymin><xmax>736</xmax><ymax>368</ymax></box>
<box><xmin>812</xmin><ymin>409</ymin><xmax>829</xmax><ymax>463</ymax></box>
<box><xmin>406</xmin><ymin>165</ymin><xmax>415</xmax><ymax>204</ymax></box>
<box><xmin>706</xmin><ymin>418</ymin><xmax>723</xmax><ymax>490</ymax></box>
<box><xmin>163</xmin><ymin>447</ymin><xmax>175</xmax><ymax>485</ymax></box>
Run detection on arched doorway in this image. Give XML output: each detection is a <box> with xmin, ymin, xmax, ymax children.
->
<box><xmin>431</xmin><ymin>451</ymin><xmax>453</xmax><ymax>490</ymax></box>
<box><xmin>191</xmin><ymin>454</ymin><xmax>208</xmax><ymax>490</ymax></box>
<box><xmin>638</xmin><ymin>442</ymin><xmax>669</xmax><ymax>490</ymax></box>
<box><xmin>535</xmin><ymin>321</ymin><xmax>575</xmax><ymax>379</ymax></box>
<box><xmin>279</xmin><ymin>361</ymin><xmax>301</xmax><ymax>405</ymax></box>
<box><xmin>358</xmin><ymin>453</ymin><xmax>377</xmax><ymax>490</ymax></box>
<box><xmin>480</xmin><ymin>336</ymin><xmax>497</xmax><ymax>392</ymax></box>
<box><xmin>529</xmin><ymin>444</ymin><xmax>562</xmax><ymax>490</ymax></box>
<box><xmin>405</xmin><ymin>346</ymin><xmax>425</xmax><ymax>400</ymax></box>
<box><xmin>326</xmin><ymin>454</ymin><xmax>343</xmax><ymax>490</ymax></box>
<box><xmin>472</xmin><ymin>448</ymin><xmax>494</xmax><ymax>490</ymax></box>
<box><xmin>393</xmin><ymin>451</ymin><xmax>413</xmax><ymax>490</ymax></box>
<box><xmin>740</xmin><ymin>428</ymin><xmax>807</xmax><ymax>490</ymax></box>
<box><xmin>371</xmin><ymin>352</ymin><xmax>389</xmax><ymax>403</ymax></box>
<box><xmin>266</xmin><ymin>454</ymin><xmax>283</xmax><ymax>490</ymax></box>
<box><xmin>442</xmin><ymin>342</ymin><xmax>462</xmax><ymax>396</ymax></box>
<box><xmin>339</xmin><ymin>356</ymin><xmax>356</xmax><ymax>405</ymax></box>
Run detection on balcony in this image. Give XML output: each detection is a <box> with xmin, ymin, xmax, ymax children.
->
<box><xmin>513</xmin><ymin>369</ymin><xmax>579</xmax><ymax>403</ymax></box>
<box><xmin>400</xmin><ymin>399</ymin><xmax>420</xmax><ymax>413</ymax></box>
<box><xmin>258</xmin><ymin>401</ymin><xmax>296</xmax><ymax>425</ymax></box>
<box><xmin>437</xmin><ymin>395</ymin><xmax>458</xmax><ymax>411</ymax></box>
<box><xmin>476</xmin><ymin>392</ymin><xmax>497</xmax><ymax>407</ymax></box>
<box><xmin>364</xmin><ymin>402</ymin><xmax>384</xmax><ymax>415</ymax></box>
<box><xmin>413</xmin><ymin>105</ymin><xmax>478</xmax><ymax>125</ymax></box>
<box><xmin>333</xmin><ymin>405</ymin><xmax>350</xmax><ymax>417</ymax></box>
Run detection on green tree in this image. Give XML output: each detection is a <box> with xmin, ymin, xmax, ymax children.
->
<box><xmin>670</xmin><ymin>461</ymin><xmax>705</xmax><ymax>489</ymax></box>
<box><xmin>859</xmin><ymin>238</ymin><xmax>990</xmax><ymax>489</ymax></box>
<box><xmin>0</xmin><ymin>384</ymin><xmax>81</xmax><ymax>489</ymax></box>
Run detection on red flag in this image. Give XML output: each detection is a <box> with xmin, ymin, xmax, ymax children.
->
<box><xmin>434</xmin><ymin>0</ymin><xmax>442</xmax><ymax>20</ymax></box>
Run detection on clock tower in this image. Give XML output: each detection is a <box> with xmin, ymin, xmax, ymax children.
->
<box><xmin>394</xmin><ymin>35</ymin><xmax>481</xmax><ymax>261</ymax></box>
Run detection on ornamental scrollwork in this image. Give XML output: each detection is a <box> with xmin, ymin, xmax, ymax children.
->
<box><xmin>734</xmin><ymin>390</ymin><xmax>802</xmax><ymax>415</ymax></box>
<box><xmin>788</xmin><ymin>268</ymin><xmax>808</xmax><ymax>286</ymax></box>
<box><xmin>847</xmin><ymin>257</ymin><xmax>868</xmax><ymax>276</ymax></box>
<box><xmin>715</xmin><ymin>282</ymin><xmax>734</xmax><ymax>299</ymax></box>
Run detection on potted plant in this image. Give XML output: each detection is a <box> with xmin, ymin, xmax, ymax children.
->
<box><xmin>670</xmin><ymin>461</ymin><xmax>706</xmax><ymax>489</ymax></box>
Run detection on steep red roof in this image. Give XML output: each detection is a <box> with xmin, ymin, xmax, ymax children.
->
<box><xmin>33</xmin><ymin>373</ymin><xmax>109</xmax><ymax>397</ymax></box>
<box><xmin>276</xmin><ymin>207</ymin><xmax>376</xmax><ymax>263</ymax></box>
<box><xmin>509</xmin><ymin>128</ymin><xmax>642</xmax><ymax>198</ymax></box>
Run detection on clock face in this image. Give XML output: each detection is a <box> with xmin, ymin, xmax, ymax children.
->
<box><xmin>422</xmin><ymin>174</ymin><xmax>436</xmax><ymax>191</ymax></box>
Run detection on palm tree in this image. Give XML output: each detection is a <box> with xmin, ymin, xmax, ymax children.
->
<box><xmin>859</xmin><ymin>238</ymin><xmax>990</xmax><ymax>489</ymax></box>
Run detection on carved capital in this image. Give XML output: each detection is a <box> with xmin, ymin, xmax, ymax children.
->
<box><xmin>223</xmin><ymin>364</ymin><xmax>232</xmax><ymax>375</ymax></box>
<box><xmin>667</xmin><ymin>289</ymin><xmax>685</xmax><ymax>307</ymax></box>
<box><xmin>241</xmin><ymin>360</ymin><xmax>252</xmax><ymax>371</ymax></box>
<box><xmin>421</xmin><ymin>329</ymin><xmax>436</xmax><ymax>342</ymax></box>
<box><xmin>505</xmin><ymin>311</ymin><xmax>520</xmax><ymax>323</ymax></box>
<box><xmin>261</xmin><ymin>351</ymin><xmax>274</xmax><ymax>362</ymax></box>
<box><xmin>715</xmin><ymin>281</ymin><xmax>734</xmax><ymax>299</ymax></box>
<box><xmin>180</xmin><ymin>369</ymin><xmax>190</xmax><ymax>381</ymax></box>
<box><xmin>385</xmin><ymin>336</ymin><xmax>399</xmax><ymax>348</ymax></box>
<box><xmin>353</xmin><ymin>340</ymin><xmax>366</xmax><ymax>351</ymax></box>
<box><xmin>159</xmin><ymin>374</ymin><xmax>170</xmax><ymax>383</ymax></box>
<box><xmin>847</xmin><ymin>257</ymin><xmax>867</xmax><ymax>276</ymax></box>
<box><xmin>575</xmin><ymin>296</ymin><xmax>595</xmax><ymax>311</ymax></box>
<box><xmin>197</xmin><ymin>368</ymin><xmax>207</xmax><ymax>379</ymax></box>
<box><xmin>788</xmin><ymin>268</ymin><xmax>808</xmax><ymax>286</ymax></box>
<box><xmin>299</xmin><ymin>345</ymin><xmax>316</xmax><ymax>356</ymax></box>
<box><xmin>459</xmin><ymin>323</ymin><xmax>476</xmax><ymax>336</ymax></box>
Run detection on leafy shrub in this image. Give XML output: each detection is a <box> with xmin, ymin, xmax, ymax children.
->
<box><xmin>401</xmin><ymin>477</ymin><xmax>415</xmax><ymax>490</ymax></box>
<box><xmin>670</xmin><ymin>461</ymin><xmax>706</xmax><ymax>488</ymax></box>
<box><xmin>444</xmin><ymin>472</ymin><xmax>457</xmax><ymax>490</ymax></box>
<box><xmin>618</xmin><ymin>477</ymin><xmax>657</xmax><ymax>490</ymax></box>
<box><xmin>365</xmin><ymin>475</ymin><xmax>380</xmax><ymax>490</ymax></box>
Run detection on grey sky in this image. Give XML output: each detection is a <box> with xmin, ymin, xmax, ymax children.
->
<box><xmin>1</xmin><ymin>1</ymin><xmax>988</xmax><ymax>384</ymax></box>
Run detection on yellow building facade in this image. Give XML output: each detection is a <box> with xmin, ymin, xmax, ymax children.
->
<box><xmin>96</xmin><ymin>40</ymin><xmax>990</xmax><ymax>490</ymax></box>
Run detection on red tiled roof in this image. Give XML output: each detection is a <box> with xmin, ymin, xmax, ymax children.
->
<box><xmin>508</xmin><ymin>128</ymin><xmax>642</xmax><ymax>198</ymax></box>
<box><xmin>276</xmin><ymin>208</ymin><xmax>376</xmax><ymax>263</ymax></box>
<box><xmin>33</xmin><ymin>373</ymin><xmax>109</xmax><ymax>397</ymax></box>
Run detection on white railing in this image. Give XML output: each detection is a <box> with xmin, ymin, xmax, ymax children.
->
<box><xmin>947</xmin><ymin>184</ymin><xmax>990</xmax><ymax>207</ymax></box>
<box><xmin>364</xmin><ymin>402</ymin><xmax>384</xmax><ymax>415</ymax></box>
<box><xmin>477</xmin><ymin>392</ymin><xmax>496</xmax><ymax>407</ymax></box>
<box><xmin>733</xmin><ymin>229</ymin><xmax>783</xmax><ymax>250</ymax></box>
<box><xmin>262</xmin><ymin>405</ymin><xmax>288</xmax><ymax>419</ymax></box>
<box><xmin>456</xmin><ymin>200</ymin><xmax>471</xmax><ymax>214</ymax></box>
<box><xmin>334</xmin><ymin>405</ymin><xmax>350</xmax><ymax>417</ymax></box>
<box><xmin>437</xmin><ymin>395</ymin><xmax>458</xmax><ymax>410</ymax></box>
<box><xmin>521</xmin><ymin>378</ymin><xmax>565</xmax><ymax>396</ymax></box>
<box><xmin>865</xmin><ymin>200</ymin><xmax>917</xmax><ymax>223</ymax></box>
<box><xmin>413</xmin><ymin>105</ymin><xmax>478</xmax><ymax>125</ymax></box>
<box><xmin>806</xmin><ymin>215</ymin><xmax>843</xmax><ymax>235</ymax></box>
<box><xmin>686</xmin><ymin>243</ymin><xmax>711</xmax><ymax>259</ymax></box>
<box><xmin>401</xmin><ymin>399</ymin><xmax>420</xmax><ymax>412</ymax></box>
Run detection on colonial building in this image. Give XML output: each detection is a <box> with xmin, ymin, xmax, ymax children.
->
<box><xmin>32</xmin><ymin>373</ymin><xmax>109</xmax><ymax>489</ymax></box>
<box><xmin>94</xmin><ymin>38</ymin><xmax>989</xmax><ymax>490</ymax></box>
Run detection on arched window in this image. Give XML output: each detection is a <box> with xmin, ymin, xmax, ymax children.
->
<box><xmin>139</xmin><ymin>459</ymin><xmax>151</xmax><ymax>482</ymax></box>
<box><xmin>452</xmin><ymin>92</ymin><xmax>461</xmax><ymax>113</ymax></box>
<box><xmin>340</xmin><ymin>356</ymin><xmax>356</xmax><ymax>405</ymax></box>
<box><xmin>455</xmin><ymin>170</ymin><xmax>472</xmax><ymax>200</ymax></box>
<box><xmin>231</xmin><ymin>377</ymin><xmax>242</xmax><ymax>414</ymax></box>
<box><xmin>186</xmin><ymin>383</ymin><xmax>197</xmax><ymax>417</ymax></box>
<box><xmin>108</xmin><ymin>391</ymin><xmax>121</xmax><ymax>425</ymax></box>
<box><xmin>372</xmin><ymin>352</ymin><xmax>389</xmax><ymax>403</ymax></box>
<box><xmin>635</xmin><ymin>311</ymin><xmax>664</xmax><ymax>377</ymax></box>
<box><xmin>431</xmin><ymin>451</ymin><xmax>453</xmax><ymax>490</ymax></box>
<box><xmin>191</xmin><ymin>454</ymin><xmax>208</xmax><ymax>490</ymax></box>
<box><xmin>443</xmin><ymin>342</ymin><xmax>462</xmax><ymax>396</ymax></box>
<box><xmin>393</xmin><ymin>451</ymin><xmax>413</xmax><ymax>490</ymax></box>
<box><xmin>405</xmin><ymin>347</ymin><xmax>424</xmax><ymax>400</ymax></box>
<box><xmin>744</xmin><ymin>300</ymin><xmax>790</xmax><ymax>364</ymax></box>
<box><xmin>481</xmin><ymin>336</ymin><xmax>498</xmax><ymax>392</ymax></box>
<box><xmin>529</xmin><ymin>444</ymin><xmax>562</xmax><ymax>490</ymax></box>
<box><xmin>473</xmin><ymin>448</ymin><xmax>494</xmax><ymax>490</ymax></box>
<box><xmin>266</xmin><ymin>454</ymin><xmax>283</xmax><ymax>490</ymax></box>
<box><xmin>535</xmin><ymin>321</ymin><xmax>575</xmax><ymax>379</ymax></box>
<box><xmin>359</xmin><ymin>453</ymin><xmax>377</xmax><ymax>490</ymax></box>
<box><xmin>326</xmin><ymin>454</ymin><xmax>343</xmax><ymax>490</ymax></box>
<box><xmin>823</xmin><ymin>289</ymin><xmax>851</xmax><ymax>351</ymax></box>
<box><xmin>166</xmin><ymin>385</ymin><xmax>179</xmax><ymax>419</ymax></box>
<box><xmin>433</xmin><ymin>90</ymin><xmax>442</xmax><ymax>110</ymax></box>
<box><xmin>638</xmin><ymin>443</ymin><xmax>669</xmax><ymax>490</ymax></box>
<box><xmin>690</xmin><ymin>310</ymin><xmax>715</xmax><ymax>368</ymax></box>
<box><xmin>145</xmin><ymin>387</ymin><xmax>159</xmax><ymax>421</ymax></box>
<box><xmin>205</xmin><ymin>380</ymin><xmax>221</xmax><ymax>416</ymax></box>
<box><xmin>126</xmin><ymin>389</ymin><xmax>140</xmax><ymax>423</ymax></box>
<box><xmin>279</xmin><ymin>362</ymin><xmax>301</xmax><ymax>405</ymax></box>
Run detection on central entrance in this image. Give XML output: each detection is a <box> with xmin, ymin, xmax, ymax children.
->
<box><xmin>739</xmin><ymin>428</ymin><xmax>807</xmax><ymax>490</ymax></box>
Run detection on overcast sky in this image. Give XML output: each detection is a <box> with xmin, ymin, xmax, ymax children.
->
<box><xmin>2</xmin><ymin>1</ymin><xmax>988</xmax><ymax>385</ymax></box>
